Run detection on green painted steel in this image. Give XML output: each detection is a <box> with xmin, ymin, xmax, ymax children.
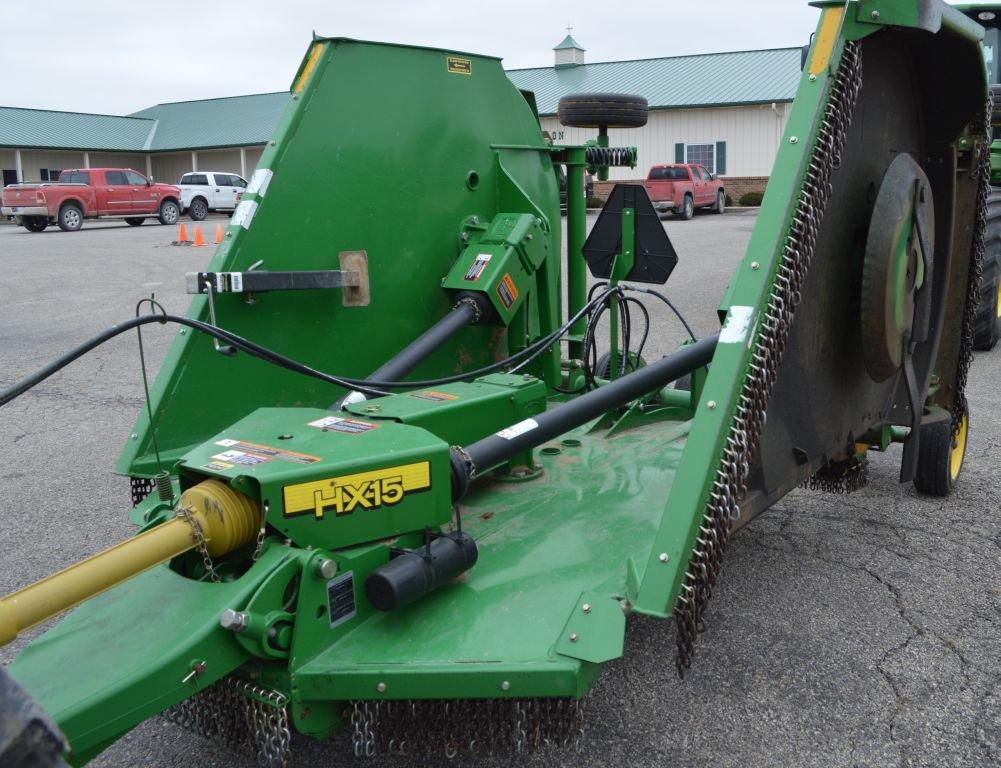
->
<box><xmin>117</xmin><ymin>38</ymin><xmax>562</xmax><ymax>478</ymax></box>
<box><xmin>5</xmin><ymin>5</ymin><xmax>994</xmax><ymax>764</ymax></box>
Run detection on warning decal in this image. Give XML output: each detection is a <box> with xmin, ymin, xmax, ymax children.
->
<box><xmin>463</xmin><ymin>253</ymin><xmax>491</xmax><ymax>281</ymax></box>
<box><xmin>283</xmin><ymin>461</ymin><xmax>431</xmax><ymax>519</ymax></box>
<box><xmin>308</xmin><ymin>416</ymin><xmax>379</xmax><ymax>435</ymax></box>
<box><xmin>214</xmin><ymin>438</ymin><xmax>320</xmax><ymax>464</ymax></box>
<box><xmin>447</xmin><ymin>56</ymin><xmax>472</xmax><ymax>75</ymax></box>
<box><xmin>497</xmin><ymin>273</ymin><xmax>519</xmax><ymax>309</ymax></box>
<box><xmin>410</xmin><ymin>390</ymin><xmax>459</xmax><ymax>402</ymax></box>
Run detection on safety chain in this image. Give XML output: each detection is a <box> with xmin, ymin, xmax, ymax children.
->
<box><xmin>164</xmin><ymin>676</ymin><xmax>291</xmax><ymax>767</ymax></box>
<box><xmin>349</xmin><ymin>698</ymin><xmax>584</xmax><ymax>757</ymax></box>
<box><xmin>806</xmin><ymin>455</ymin><xmax>869</xmax><ymax>494</ymax></box>
<box><xmin>130</xmin><ymin>475</ymin><xmax>156</xmax><ymax>506</ymax></box>
<box><xmin>174</xmin><ymin>505</ymin><xmax>222</xmax><ymax>583</ymax></box>
<box><xmin>673</xmin><ymin>41</ymin><xmax>863</xmax><ymax>676</ymax></box>
<box><xmin>952</xmin><ymin>89</ymin><xmax>992</xmax><ymax>435</ymax></box>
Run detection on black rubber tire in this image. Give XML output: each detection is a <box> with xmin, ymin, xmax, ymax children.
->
<box><xmin>913</xmin><ymin>410</ymin><xmax>968</xmax><ymax>497</ymax></box>
<box><xmin>557</xmin><ymin>92</ymin><xmax>648</xmax><ymax>128</ymax></box>
<box><xmin>973</xmin><ymin>188</ymin><xmax>1001</xmax><ymax>350</ymax></box>
<box><xmin>188</xmin><ymin>197</ymin><xmax>208</xmax><ymax>221</ymax></box>
<box><xmin>21</xmin><ymin>216</ymin><xmax>47</xmax><ymax>232</ymax></box>
<box><xmin>125</xmin><ymin>217</ymin><xmax>145</xmax><ymax>226</ymax></box>
<box><xmin>714</xmin><ymin>190</ymin><xmax>726</xmax><ymax>214</ymax></box>
<box><xmin>57</xmin><ymin>203</ymin><xmax>82</xmax><ymax>232</ymax></box>
<box><xmin>157</xmin><ymin>199</ymin><xmax>180</xmax><ymax>225</ymax></box>
<box><xmin>675</xmin><ymin>195</ymin><xmax>694</xmax><ymax>221</ymax></box>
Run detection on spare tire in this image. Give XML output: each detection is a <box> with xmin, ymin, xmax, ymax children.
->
<box><xmin>558</xmin><ymin>93</ymin><xmax>648</xmax><ymax>128</ymax></box>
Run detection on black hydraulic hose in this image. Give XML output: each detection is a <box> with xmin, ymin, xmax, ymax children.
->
<box><xmin>451</xmin><ymin>333</ymin><xmax>719</xmax><ymax>499</ymax></box>
<box><xmin>331</xmin><ymin>300</ymin><xmax>479</xmax><ymax>409</ymax></box>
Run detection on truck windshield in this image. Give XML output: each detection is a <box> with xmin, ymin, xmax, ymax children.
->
<box><xmin>649</xmin><ymin>167</ymin><xmax>688</xmax><ymax>181</ymax></box>
<box><xmin>59</xmin><ymin>171</ymin><xmax>91</xmax><ymax>184</ymax></box>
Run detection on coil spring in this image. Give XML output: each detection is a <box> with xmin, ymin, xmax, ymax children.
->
<box><xmin>585</xmin><ymin>146</ymin><xmax>635</xmax><ymax>168</ymax></box>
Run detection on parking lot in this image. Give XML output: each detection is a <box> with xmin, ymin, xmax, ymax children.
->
<box><xmin>0</xmin><ymin>210</ymin><xmax>998</xmax><ymax>768</ymax></box>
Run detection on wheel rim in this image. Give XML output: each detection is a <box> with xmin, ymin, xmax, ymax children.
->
<box><xmin>718</xmin><ymin>193</ymin><xmax>725</xmax><ymax>211</ymax></box>
<box><xmin>194</xmin><ymin>201</ymin><xmax>205</xmax><ymax>217</ymax></box>
<box><xmin>65</xmin><ymin>209</ymin><xmax>80</xmax><ymax>227</ymax></box>
<box><xmin>165</xmin><ymin>205</ymin><xmax>178</xmax><ymax>223</ymax></box>
<box><xmin>949</xmin><ymin>412</ymin><xmax>968</xmax><ymax>481</ymax></box>
<box><xmin>686</xmin><ymin>199</ymin><xmax>693</xmax><ymax>216</ymax></box>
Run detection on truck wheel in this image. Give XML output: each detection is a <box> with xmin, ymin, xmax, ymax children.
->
<box><xmin>913</xmin><ymin>409</ymin><xmax>968</xmax><ymax>497</ymax></box>
<box><xmin>973</xmin><ymin>189</ymin><xmax>1001</xmax><ymax>350</ymax></box>
<box><xmin>22</xmin><ymin>216</ymin><xmax>48</xmax><ymax>232</ymax></box>
<box><xmin>188</xmin><ymin>198</ymin><xmax>208</xmax><ymax>221</ymax></box>
<box><xmin>557</xmin><ymin>93</ymin><xmax>649</xmax><ymax>128</ymax></box>
<box><xmin>57</xmin><ymin>204</ymin><xmax>82</xmax><ymax>232</ymax></box>
<box><xmin>676</xmin><ymin>195</ymin><xmax>694</xmax><ymax>221</ymax></box>
<box><xmin>157</xmin><ymin>200</ymin><xmax>180</xmax><ymax>225</ymax></box>
<box><xmin>125</xmin><ymin>217</ymin><xmax>145</xmax><ymax>227</ymax></box>
<box><xmin>714</xmin><ymin>190</ymin><xmax>726</xmax><ymax>214</ymax></box>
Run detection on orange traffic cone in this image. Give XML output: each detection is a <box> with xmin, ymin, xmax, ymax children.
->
<box><xmin>214</xmin><ymin>223</ymin><xmax>224</xmax><ymax>244</ymax></box>
<box><xmin>176</xmin><ymin>222</ymin><xmax>189</xmax><ymax>244</ymax></box>
<box><xmin>192</xmin><ymin>225</ymin><xmax>207</xmax><ymax>247</ymax></box>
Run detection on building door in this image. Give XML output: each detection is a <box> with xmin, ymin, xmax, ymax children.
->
<box><xmin>2</xmin><ymin>170</ymin><xmax>18</xmax><ymax>186</ymax></box>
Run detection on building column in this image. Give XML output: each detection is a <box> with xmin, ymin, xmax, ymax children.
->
<box><xmin>145</xmin><ymin>154</ymin><xmax>153</xmax><ymax>179</ymax></box>
<box><xmin>240</xmin><ymin>147</ymin><xmax>247</xmax><ymax>179</ymax></box>
<box><xmin>14</xmin><ymin>149</ymin><xmax>22</xmax><ymax>182</ymax></box>
<box><xmin>83</xmin><ymin>152</ymin><xmax>90</xmax><ymax>168</ymax></box>
<box><xmin>191</xmin><ymin>151</ymin><xmax>198</xmax><ymax>172</ymax></box>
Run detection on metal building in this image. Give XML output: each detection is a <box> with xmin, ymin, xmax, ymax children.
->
<box><xmin>508</xmin><ymin>37</ymin><xmax>801</xmax><ymax>195</ymax></box>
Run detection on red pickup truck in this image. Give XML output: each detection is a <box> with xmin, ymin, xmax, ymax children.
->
<box><xmin>1</xmin><ymin>168</ymin><xmax>182</xmax><ymax>232</ymax></box>
<box><xmin>643</xmin><ymin>164</ymin><xmax>725</xmax><ymax>221</ymax></box>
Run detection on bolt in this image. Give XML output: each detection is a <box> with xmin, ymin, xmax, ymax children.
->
<box><xmin>270</xmin><ymin>140</ymin><xmax>276</xmax><ymax>146</ymax></box>
<box><xmin>316</xmin><ymin>558</ymin><xmax>338</xmax><ymax>579</ymax></box>
<box><xmin>750</xmin><ymin>261</ymin><xmax>760</xmax><ymax>271</ymax></box>
<box><xmin>582</xmin><ymin>603</ymin><xmax>591</xmax><ymax>614</ymax></box>
<box><xmin>789</xmin><ymin>136</ymin><xmax>799</xmax><ymax>145</ymax></box>
<box><xmin>659</xmin><ymin>552</ymin><xmax>670</xmax><ymax>563</ymax></box>
<box><xmin>523</xmin><ymin>373</ymin><xmax>532</xmax><ymax>380</ymax></box>
<box><xmin>460</xmin><ymin>232</ymin><xmax>470</xmax><ymax>242</ymax></box>
<box><xmin>569</xmin><ymin>633</ymin><xmax>579</xmax><ymax>643</ymax></box>
<box><xmin>526</xmin><ymin>233</ymin><xmax>533</xmax><ymax>241</ymax></box>
<box><xmin>131</xmin><ymin>433</ymin><xmax>138</xmax><ymax>440</ymax></box>
<box><xmin>376</xmin><ymin>682</ymin><xmax>387</xmax><ymax>693</ymax></box>
<box><xmin>809</xmin><ymin>74</ymin><xmax>817</xmax><ymax>82</ymax></box>
<box><xmin>179</xmin><ymin>329</ymin><xmax>187</xmax><ymax>335</ymax></box>
<box><xmin>871</xmin><ymin>10</ymin><xmax>880</xmax><ymax>20</ymax></box>
<box><xmin>471</xmin><ymin>215</ymin><xmax>479</xmax><ymax>224</ymax></box>
<box><xmin>707</xmin><ymin>400</ymin><xmax>717</xmax><ymax>410</ymax></box>
<box><xmin>364</xmin><ymin>404</ymin><xmax>381</xmax><ymax>413</ymax></box>
<box><xmin>220</xmin><ymin>609</ymin><xmax>249</xmax><ymax>633</ymax></box>
<box><xmin>292</xmin><ymin>94</ymin><xmax>298</xmax><ymax>100</ymax></box>
<box><xmin>501</xmin><ymin>680</ymin><xmax>511</xmax><ymax>691</ymax></box>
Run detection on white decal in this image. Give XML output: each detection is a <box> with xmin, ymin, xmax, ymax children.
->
<box><xmin>246</xmin><ymin>168</ymin><xmax>273</xmax><ymax>198</ymax></box>
<box><xmin>496</xmin><ymin>418</ymin><xmax>539</xmax><ymax>440</ymax></box>
<box><xmin>231</xmin><ymin>200</ymin><xmax>258</xmax><ymax>230</ymax></box>
<box><xmin>719</xmin><ymin>305</ymin><xmax>754</xmax><ymax>344</ymax></box>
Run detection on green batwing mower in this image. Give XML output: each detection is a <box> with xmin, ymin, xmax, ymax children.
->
<box><xmin>0</xmin><ymin>2</ymin><xmax>995</xmax><ymax>764</ymax></box>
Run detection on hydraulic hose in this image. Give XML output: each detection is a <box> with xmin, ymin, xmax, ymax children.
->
<box><xmin>332</xmin><ymin>298</ymin><xmax>481</xmax><ymax>409</ymax></box>
<box><xmin>450</xmin><ymin>333</ymin><xmax>720</xmax><ymax>499</ymax></box>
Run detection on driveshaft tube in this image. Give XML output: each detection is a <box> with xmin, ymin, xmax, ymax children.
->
<box><xmin>451</xmin><ymin>334</ymin><xmax>719</xmax><ymax>498</ymax></box>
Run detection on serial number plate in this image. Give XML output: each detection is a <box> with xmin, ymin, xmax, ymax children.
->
<box><xmin>327</xmin><ymin>571</ymin><xmax>356</xmax><ymax>629</ymax></box>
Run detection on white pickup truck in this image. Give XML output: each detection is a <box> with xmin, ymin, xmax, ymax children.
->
<box><xmin>178</xmin><ymin>171</ymin><xmax>248</xmax><ymax>221</ymax></box>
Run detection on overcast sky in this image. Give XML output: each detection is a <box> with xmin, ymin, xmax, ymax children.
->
<box><xmin>3</xmin><ymin>1</ymin><xmax>821</xmax><ymax>115</ymax></box>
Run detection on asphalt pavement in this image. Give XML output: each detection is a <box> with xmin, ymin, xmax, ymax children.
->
<box><xmin>0</xmin><ymin>210</ymin><xmax>998</xmax><ymax>767</ymax></box>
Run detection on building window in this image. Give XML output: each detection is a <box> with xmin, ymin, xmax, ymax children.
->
<box><xmin>685</xmin><ymin>144</ymin><xmax>715</xmax><ymax>174</ymax></box>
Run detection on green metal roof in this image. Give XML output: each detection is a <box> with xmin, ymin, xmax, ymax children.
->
<box><xmin>507</xmin><ymin>47</ymin><xmax>802</xmax><ymax>115</ymax></box>
<box><xmin>0</xmin><ymin>92</ymin><xmax>289</xmax><ymax>153</ymax></box>
<box><xmin>0</xmin><ymin>106</ymin><xmax>155</xmax><ymax>151</ymax></box>
<box><xmin>130</xmin><ymin>92</ymin><xmax>290</xmax><ymax>151</ymax></box>
<box><xmin>554</xmin><ymin>35</ymin><xmax>584</xmax><ymax>51</ymax></box>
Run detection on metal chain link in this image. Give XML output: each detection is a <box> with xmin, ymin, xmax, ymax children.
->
<box><xmin>953</xmin><ymin>89</ymin><xmax>992</xmax><ymax>434</ymax></box>
<box><xmin>674</xmin><ymin>40</ymin><xmax>864</xmax><ymax>676</ymax></box>
<box><xmin>349</xmin><ymin>697</ymin><xmax>584</xmax><ymax>757</ymax></box>
<box><xmin>164</xmin><ymin>676</ymin><xmax>291</xmax><ymax>767</ymax></box>
<box><xmin>174</xmin><ymin>504</ymin><xmax>222</xmax><ymax>583</ymax></box>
